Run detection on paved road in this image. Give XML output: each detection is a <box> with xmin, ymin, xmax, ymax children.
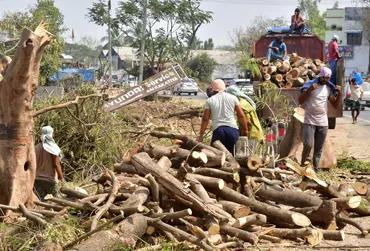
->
<box><xmin>343</xmin><ymin>108</ymin><xmax>370</xmax><ymax>123</ymax></box>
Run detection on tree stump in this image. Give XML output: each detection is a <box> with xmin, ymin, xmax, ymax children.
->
<box><xmin>0</xmin><ymin>22</ymin><xmax>51</xmax><ymax>214</ymax></box>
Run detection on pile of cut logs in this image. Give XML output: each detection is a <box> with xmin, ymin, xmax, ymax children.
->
<box><xmin>3</xmin><ymin>131</ymin><xmax>370</xmax><ymax>250</ymax></box>
<box><xmin>260</xmin><ymin>53</ymin><xmax>326</xmax><ymax>88</ymax></box>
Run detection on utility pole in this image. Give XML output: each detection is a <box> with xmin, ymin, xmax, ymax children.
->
<box><xmin>138</xmin><ymin>0</ymin><xmax>148</xmax><ymax>84</ymax></box>
<box><xmin>108</xmin><ymin>0</ymin><xmax>112</xmax><ymax>85</ymax></box>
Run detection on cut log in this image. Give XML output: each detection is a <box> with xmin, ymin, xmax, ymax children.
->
<box><xmin>176</xmin><ymin>162</ymin><xmax>195</xmax><ymax>182</ymax></box>
<box><xmin>121</xmin><ymin>186</ymin><xmax>150</xmax><ymax>209</ymax></box>
<box><xmin>148</xmin><ymin>208</ymin><xmax>193</xmax><ymax>222</ymax></box>
<box><xmin>298</xmin><ymin>65</ymin><xmax>308</xmax><ymax>76</ymax></box>
<box><xmin>205</xmin><ymin>215</ymin><xmax>220</xmax><ymax>235</ymax></box>
<box><xmin>72</xmin><ymin>213</ymin><xmax>147</xmax><ymax>251</ymax></box>
<box><xmin>278</xmin><ymin>60</ymin><xmax>291</xmax><ymax>73</ymax></box>
<box><xmin>306</xmin><ymin>59</ymin><xmax>313</xmax><ymax>65</ymax></box>
<box><xmin>267</xmin><ymin>65</ymin><xmax>277</xmax><ymax>74</ymax></box>
<box><xmin>131</xmin><ymin>152</ymin><xmax>227</xmax><ymax>220</ymax></box>
<box><xmin>114</xmin><ymin>163</ymin><xmax>137</xmax><ymax>174</ymax></box>
<box><xmin>264</xmin><ymin>73</ymin><xmax>271</xmax><ymax>81</ymax></box>
<box><xmin>262</xmin><ymin>66</ymin><xmax>269</xmax><ymax>74</ymax></box>
<box><xmin>350</xmin><ymin>182</ymin><xmax>368</xmax><ymax>195</ymax></box>
<box><xmin>247</xmin><ymin>155</ymin><xmax>263</xmax><ymax>171</ymax></box>
<box><xmin>170</xmin><ymin>148</ymin><xmax>208</xmax><ymax>168</ymax></box>
<box><xmin>269</xmin><ymin>228</ymin><xmax>323</xmax><ymax>246</ymax></box>
<box><xmin>218</xmin><ymin>200</ymin><xmax>251</xmax><ymax>218</ymax></box>
<box><xmin>262</xmin><ymin>59</ymin><xmax>269</xmax><ymax>66</ymax></box>
<box><xmin>207</xmin><ymin>234</ymin><xmax>230</xmax><ymax>245</ymax></box>
<box><xmin>187</xmin><ymin>175</ymin><xmax>213</xmax><ymax>203</ymax></box>
<box><xmin>331</xmin><ymin>196</ymin><xmax>362</xmax><ymax>209</ymax></box>
<box><xmin>322</xmin><ymin>230</ymin><xmax>345</xmax><ymax>241</ymax></box>
<box><xmin>271</xmin><ymin>74</ymin><xmax>283</xmax><ymax>84</ymax></box>
<box><xmin>291</xmin><ymin>53</ymin><xmax>303</xmax><ymax>63</ymax></box>
<box><xmin>145</xmin><ymin>174</ymin><xmax>159</xmax><ymax>202</ymax></box>
<box><xmin>291</xmin><ymin>200</ymin><xmax>336</xmax><ymax>224</ymax></box>
<box><xmin>336</xmin><ymin>213</ymin><xmax>369</xmax><ymax>235</ymax></box>
<box><xmin>186</xmin><ymin>173</ymin><xmax>225</xmax><ymax>190</ymax></box>
<box><xmin>210</xmin><ymin>186</ymin><xmax>311</xmax><ymax>227</ymax></box>
<box><xmin>0</xmin><ymin>22</ymin><xmax>51</xmax><ymax>214</ymax></box>
<box><xmin>193</xmin><ymin>167</ymin><xmax>239</xmax><ymax>183</ymax></box>
<box><xmin>220</xmin><ymin>223</ymin><xmax>259</xmax><ymax>245</ymax></box>
<box><xmin>289</xmin><ymin>68</ymin><xmax>301</xmax><ymax>80</ymax></box>
<box><xmin>157</xmin><ymin>156</ymin><xmax>172</xmax><ymax>171</ymax></box>
<box><xmin>307</xmin><ymin>70</ymin><xmax>316</xmax><ymax>80</ymax></box>
<box><xmin>179</xmin><ymin>218</ymin><xmax>208</xmax><ymax>240</ymax></box>
<box><xmin>292</xmin><ymin>58</ymin><xmax>306</xmax><ymax>68</ymax></box>
<box><xmin>232</xmin><ymin>214</ymin><xmax>267</xmax><ymax>228</ymax></box>
<box><xmin>293</xmin><ymin>77</ymin><xmax>305</xmax><ymax>87</ymax></box>
<box><xmin>200</xmin><ymin>149</ymin><xmax>226</xmax><ymax>167</ymax></box>
<box><xmin>274</xmin><ymin>60</ymin><xmax>282</xmax><ymax>68</ymax></box>
<box><xmin>212</xmin><ymin>140</ymin><xmax>240</xmax><ymax>169</ymax></box>
<box><xmin>60</xmin><ymin>187</ymin><xmax>87</xmax><ymax>199</ymax></box>
<box><xmin>285</xmin><ymin>73</ymin><xmax>293</xmax><ymax>83</ymax></box>
<box><xmin>314</xmin><ymin>59</ymin><xmax>322</xmax><ymax>66</ymax></box>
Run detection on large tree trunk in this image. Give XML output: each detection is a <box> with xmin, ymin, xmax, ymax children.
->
<box><xmin>0</xmin><ymin>22</ymin><xmax>51</xmax><ymax>214</ymax></box>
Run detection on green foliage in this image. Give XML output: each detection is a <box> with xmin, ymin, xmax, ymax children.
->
<box><xmin>44</xmin><ymin>215</ymin><xmax>84</xmax><ymax>245</ymax></box>
<box><xmin>0</xmin><ymin>0</ymin><xmax>66</xmax><ymax>85</ymax></box>
<box><xmin>87</xmin><ymin>0</ymin><xmax>213</xmax><ymax>70</ymax></box>
<box><xmin>236</xmin><ymin>55</ymin><xmax>262</xmax><ymax>78</ymax></box>
<box><xmin>230</xmin><ymin>15</ymin><xmax>287</xmax><ymax>54</ymax></box>
<box><xmin>337</xmin><ymin>157</ymin><xmax>370</xmax><ymax>173</ymax></box>
<box><xmin>186</xmin><ymin>53</ymin><xmax>216</xmax><ymax>82</ymax></box>
<box><xmin>34</xmin><ymin>84</ymin><xmax>135</xmax><ymax>181</ymax></box>
<box><xmin>298</xmin><ymin>0</ymin><xmax>327</xmax><ymax>40</ymax></box>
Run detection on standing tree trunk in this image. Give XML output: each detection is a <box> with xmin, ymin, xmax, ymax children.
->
<box><xmin>0</xmin><ymin>22</ymin><xmax>51</xmax><ymax>215</ymax></box>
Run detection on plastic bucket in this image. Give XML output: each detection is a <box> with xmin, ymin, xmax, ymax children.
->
<box><xmin>352</xmin><ymin>72</ymin><xmax>364</xmax><ymax>85</ymax></box>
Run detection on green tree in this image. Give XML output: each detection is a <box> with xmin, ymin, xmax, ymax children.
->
<box><xmin>101</xmin><ymin>27</ymin><xmax>126</xmax><ymax>47</ymax></box>
<box><xmin>187</xmin><ymin>53</ymin><xmax>216</xmax><ymax>82</ymax></box>
<box><xmin>298</xmin><ymin>0</ymin><xmax>327</xmax><ymax>39</ymax></box>
<box><xmin>87</xmin><ymin>0</ymin><xmax>212</xmax><ymax>72</ymax></box>
<box><xmin>203</xmin><ymin>38</ymin><xmax>214</xmax><ymax>50</ymax></box>
<box><xmin>0</xmin><ymin>0</ymin><xmax>65</xmax><ymax>85</ymax></box>
<box><xmin>230</xmin><ymin>16</ymin><xmax>287</xmax><ymax>55</ymax></box>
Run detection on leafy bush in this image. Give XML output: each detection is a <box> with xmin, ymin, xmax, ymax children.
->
<box><xmin>186</xmin><ymin>53</ymin><xmax>217</xmax><ymax>83</ymax></box>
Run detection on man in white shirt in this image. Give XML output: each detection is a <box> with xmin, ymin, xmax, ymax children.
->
<box><xmin>298</xmin><ymin>67</ymin><xmax>342</xmax><ymax>169</ymax></box>
<box><xmin>348</xmin><ymin>78</ymin><xmax>363</xmax><ymax>124</ymax></box>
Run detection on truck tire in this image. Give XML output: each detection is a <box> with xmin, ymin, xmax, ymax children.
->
<box><xmin>328</xmin><ymin>118</ymin><xmax>336</xmax><ymax>129</ymax></box>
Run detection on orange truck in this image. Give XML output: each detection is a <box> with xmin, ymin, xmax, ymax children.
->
<box><xmin>252</xmin><ymin>34</ymin><xmax>344</xmax><ymax>129</ymax></box>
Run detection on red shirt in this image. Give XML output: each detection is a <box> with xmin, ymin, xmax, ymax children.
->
<box><xmin>328</xmin><ymin>40</ymin><xmax>339</xmax><ymax>60</ymax></box>
<box><xmin>291</xmin><ymin>15</ymin><xmax>304</xmax><ymax>26</ymax></box>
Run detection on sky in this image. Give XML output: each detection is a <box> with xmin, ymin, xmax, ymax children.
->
<box><xmin>0</xmin><ymin>0</ymin><xmax>358</xmax><ymax>46</ymax></box>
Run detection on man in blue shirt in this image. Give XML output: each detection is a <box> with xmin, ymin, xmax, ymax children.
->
<box><xmin>266</xmin><ymin>36</ymin><xmax>290</xmax><ymax>62</ymax></box>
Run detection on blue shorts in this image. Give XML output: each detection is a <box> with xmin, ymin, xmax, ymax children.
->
<box><xmin>211</xmin><ymin>126</ymin><xmax>240</xmax><ymax>155</ymax></box>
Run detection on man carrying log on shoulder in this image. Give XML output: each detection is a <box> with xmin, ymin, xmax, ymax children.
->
<box><xmin>298</xmin><ymin>67</ymin><xmax>342</xmax><ymax>169</ymax></box>
<box><xmin>266</xmin><ymin>36</ymin><xmax>290</xmax><ymax>62</ymax></box>
<box><xmin>198</xmin><ymin>79</ymin><xmax>249</xmax><ymax>155</ymax></box>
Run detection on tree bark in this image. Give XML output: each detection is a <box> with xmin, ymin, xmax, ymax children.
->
<box><xmin>217</xmin><ymin>200</ymin><xmax>251</xmax><ymax>218</ymax></box>
<box><xmin>0</xmin><ymin>22</ymin><xmax>51</xmax><ymax>214</ymax></box>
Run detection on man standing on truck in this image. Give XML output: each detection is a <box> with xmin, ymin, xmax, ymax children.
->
<box><xmin>328</xmin><ymin>35</ymin><xmax>341</xmax><ymax>85</ymax></box>
<box><xmin>290</xmin><ymin>8</ymin><xmax>305</xmax><ymax>35</ymax></box>
<box><xmin>198</xmin><ymin>79</ymin><xmax>249</xmax><ymax>155</ymax></box>
<box><xmin>298</xmin><ymin>67</ymin><xmax>342</xmax><ymax>169</ymax></box>
<box><xmin>266</xmin><ymin>36</ymin><xmax>290</xmax><ymax>62</ymax></box>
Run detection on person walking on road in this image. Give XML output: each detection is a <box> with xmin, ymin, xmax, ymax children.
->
<box><xmin>328</xmin><ymin>35</ymin><xmax>341</xmax><ymax>85</ymax></box>
<box><xmin>298</xmin><ymin>67</ymin><xmax>342</xmax><ymax>169</ymax></box>
<box><xmin>266</xmin><ymin>36</ymin><xmax>290</xmax><ymax>62</ymax></box>
<box><xmin>198</xmin><ymin>79</ymin><xmax>249</xmax><ymax>155</ymax></box>
<box><xmin>290</xmin><ymin>8</ymin><xmax>305</xmax><ymax>35</ymax></box>
<box><xmin>348</xmin><ymin>77</ymin><xmax>363</xmax><ymax>124</ymax></box>
<box><xmin>34</xmin><ymin>126</ymin><xmax>64</xmax><ymax>201</ymax></box>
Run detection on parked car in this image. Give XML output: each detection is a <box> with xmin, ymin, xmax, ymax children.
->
<box><xmin>173</xmin><ymin>78</ymin><xmax>198</xmax><ymax>95</ymax></box>
<box><xmin>343</xmin><ymin>82</ymin><xmax>370</xmax><ymax>111</ymax></box>
<box><xmin>229</xmin><ymin>79</ymin><xmax>254</xmax><ymax>97</ymax></box>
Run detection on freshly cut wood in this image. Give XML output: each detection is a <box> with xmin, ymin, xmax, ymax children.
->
<box><xmin>314</xmin><ymin>59</ymin><xmax>322</xmax><ymax>66</ymax></box>
<box><xmin>274</xmin><ymin>60</ymin><xmax>282</xmax><ymax>68</ymax></box>
<box><xmin>293</xmin><ymin>77</ymin><xmax>305</xmax><ymax>87</ymax></box>
<box><xmin>220</xmin><ymin>224</ymin><xmax>259</xmax><ymax>245</ymax></box>
<box><xmin>291</xmin><ymin>53</ymin><xmax>303</xmax><ymax>63</ymax></box>
<box><xmin>307</xmin><ymin>70</ymin><xmax>316</xmax><ymax>79</ymax></box>
<box><xmin>269</xmin><ymin>228</ymin><xmax>323</xmax><ymax>245</ymax></box>
<box><xmin>350</xmin><ymin>182</ymin><xmax>368</xmax><ymax>195</ymax></box>
<box><xmin>272</xmin><ymin>74</ymin><xmax>283</xmax><ymax>85</ymax></box>
<box><xmin>255</xmin><ymin>184</ymin><xmax>322</xmax><ymax>208</ymax></box>
<box><xmin>298</xmin><ymin>65</ymin><xmax>308</xmax><ymax>75</ymax></box>
<box><xmin>176</xmin><ymin>162</ymin><xmax>195</xmax><ymax>182</ymax></box>
<box><xmin>131</xmin><ymin>152</ymin><xmax>227</xmax><ymax>220</ymax></box>
<box><xmin>278</xmin><ymin>61</ymin><xmax>291</xmax><ymax>73</ymax></box>
<box><xmin>336</xmin><ymin>213</ymin><xmax>369</xmax><ymax>235</ymax></box>
<box><xmin>322</xmin><ymin>230</ymin><xmax>345</xmax><ymax>241</ymax></box>
<box><xmin>121</xmin><ymin>186</ymin><xmax>149</xmax><ymax>210</ymax></box>
<box><xmin>291</xmin><ymin>200</ymin><xmax>336</xmax><ymax>224</ymax></box>
<box><xmin>268</xmin><ymin>65</ymin><xmax>277</xmax><ymax>74</ymax></box>
<box><xmin>193</xmin><ymin>167</ymin><xmax>239</xmax><ymax>183</ymax></box>
<box><xmin>205</xmin><ymin>215</ymin><xmax>220</xmax><ymax>235</ymax></box>
<box><xmin>331</xmin><ymin>196</ymin><xmax>362</xmax><ymax>209</ymax></box>
<box><xmin>187</xmin><ymin>175</ymin><xmax>213</xmax><ymax>203</ymax></box>
<box><xmin>309</xmin><ymin>63</ymin><xmax>317</xmax><ymax>72</ymax></box>
<box><xmin>264</xmin><ymin>73</ymin><xmax>271</xmax><ymax>81</ymax></box>
<box><xmin>157</xmin><ymin>156</ymin><xmax>172</xmax><ymax>171</ymax></box>
<box><xmin>306</xmin><ymin>58</ymin><xmax>313</xmax><ymax>65</ymax></box>
<box><xmin>72</xmin><ymin>214</ymin><xmax>147</xmax><ymax>251</ymax></box>
<box><xmin>292</xmin><ymin>58</ymin><xmax>306</xmax><ymax>68</ymax></box>
<box><xmin>207</xmin><ymin>234</ymin><xmax>230</xmax><ymax>245</ymax></box>
<box><xmin>179</xmin><ymin>218</ymin><xmax>208</xmax><ymax>240</ymax></box>
<box><xmin>262</xmin><ymin>59</ymin><xmax>270</xmax><ymax>66</ymax></box>
<box><xmin>170</xmin><ymin>148</ymin><xmax>207</xmax><ymax>168</ymax></box>
<box><xmin>148</xmin><ymin>208</ymin><xmax>193</xmax><ymax>222</ymax></box>
<box><xmin>114</xmin><ymin>163</ymin><xmax>137</xmax><ymax>174</ymax></box>
<box><xmin>210</xmin><ymin>186</ymin><xmax>311</xmax><ymax>227</ymax></box>
<box><xmin>289</xmin><ymin>68</ymin><xmax>301</xmax><ymax>80</ymax></box>
<box><xmin>187</xmin><ymin>173</ymin><xmax>225</xmax><ymax>190</ymax></box>
<box><xmin>262</xmin><ymin>66</ymin><xmax>269</xmax><ymax>74</ymax></box>
<box><xmin>212</xmin><ymin>140</ymin><xmax>240</xmax><ymax>169</ymax></box>
<box><xmin>232</xmin><ymin>214</ymin><xmax>267</xmax><ymax>228</ymax></box>
<box><xmin>201</xmin><ymin>149</ymin><xmax>226</xmax><ymax>167</ymax></box>
<box><xmin>60</xmin><ymin>187</ymin><xmax>88</xmax><ymax>199</ymax></box>
<box><xmin>218</xmin><ymin>200</ymin><xmax>251</xmax><ymax>218</ymax></box>
<box><xmin>247</xmin><ymin>155</ymin><xmax>263</xmax><ymax>171</ymax></box>
<box><xmin>145</xmin><ymin>174</ymin><xmax>159</xmax><ymax>202</ymax></box>
<box><xmin>285</xmin><ymin>73</ymin><xmax>293</xmax><ymax>83</ymax></box>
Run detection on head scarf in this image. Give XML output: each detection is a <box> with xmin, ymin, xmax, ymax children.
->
<box><xmin>211</xmin><ymin>79</ymin><xmax>226</xmax><ymax>93</ymax></box>
<box><xmin>332</xmin><ymin>34</ymin><xmax>339</xmax><ymax>41</ymax></box>
<box><xmin>41</xmin><ymin>126</ymin><xmax>62</xmax><ymax>158</ymax></box>
<box><xmin>226</xmin><ymin>85</ymin><xmax>256</xmax><ymax>111</ymax></box>
<box><xmin>319</xmin><ymin>67</ymin><xmax>332</xmax><ymax>78</ymax></box>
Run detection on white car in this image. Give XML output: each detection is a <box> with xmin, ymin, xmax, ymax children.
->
<box><xmin>173</xmin><ymin>78</ymin><xmax>198</xmax><ymax>96</ymax></box>
<box><xmin>229</xmin><ymin>79</ymin><xmax>254</xmax><ymax>96</ymax></box>
<box><xmin>360</xmin><ymin>82</ymin><xmax>370</xmax><ymax>108</ymax></box>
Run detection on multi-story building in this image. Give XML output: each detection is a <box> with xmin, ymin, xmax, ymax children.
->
<box><xmin>325</xmin><ymin>7</ymin><xmax>370</xmax><ymax>76</ymax></box>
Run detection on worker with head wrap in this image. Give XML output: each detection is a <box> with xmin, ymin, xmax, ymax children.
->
<box><xmin>198</xmin><ymin>79</ymin><xmax>249</xmax><ymax>155</ymax></box>
<box><xmin>298</xmin><ymin>67</ymin><xmax>342</xmax><ymax>169</ymax></box>
<box><xmin>226</xmin><ymin>86</ymin><xmax>264</xmax><ymax>144</ymax></box>
<box><xmin>34</xmin><ymin>126</ymin><xmax>64</xmax><ymax>201</ymax></box>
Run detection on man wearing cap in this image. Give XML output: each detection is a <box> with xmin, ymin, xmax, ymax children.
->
<box><xmin>328</xmin><ymin>35</ymin><xmax>341</xmax><ymax>85</ymax></box>
<box><xmin>298</xmin><ymin>67</ymin><xmax>342</xmax><ymax>169</ymax></box>
<box><xmin>198</xmin><ymin>79</ymin><xmax>249</xmax><ymax>155</ymax></box>
<box><xmin>290</xmin><ymin>8</ymin><xmax>305</xmax><ymax>35</ymax></box>
<box><xmin>266</xmin><ymin>36</ymin><xmax>290</xmax><ymax>62</ymax></box>
<box><xmin>34</xmin><ymin>126</ymin><xmax>64</xmax><ymax>201</ymax></box>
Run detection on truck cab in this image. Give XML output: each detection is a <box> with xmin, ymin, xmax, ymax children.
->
<box><xmin>253</xmin><ymin>34</ymin><xmax>344</xmax><ymax>129</ymax></box>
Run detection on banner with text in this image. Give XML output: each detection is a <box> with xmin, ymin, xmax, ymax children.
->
<box><xmin>104</xmin><ymin>66</ymin><xmax>183</xmax><ymax>112</ymax></box>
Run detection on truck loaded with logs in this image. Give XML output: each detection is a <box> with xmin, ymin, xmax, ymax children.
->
<box><xmin>252</xmin><ymin>33</ymin><xmax>344</xmax><ymax>129</ymax></box>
